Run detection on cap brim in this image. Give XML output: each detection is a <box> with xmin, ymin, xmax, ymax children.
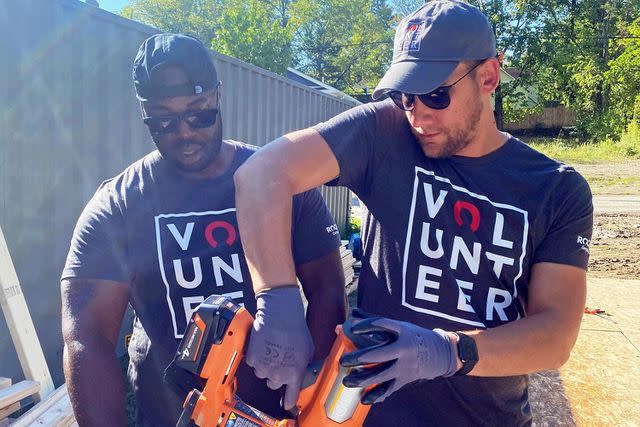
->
<box><xmin>372</xmin><ymin>60</ymin><xmax>459</xmax><ymax>100</ymax></box>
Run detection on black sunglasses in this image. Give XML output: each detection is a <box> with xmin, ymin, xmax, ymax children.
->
<box><xmin>387</xmin><ymin>61</ymin><xmax>484</xmax><ymax>111</ymax></box>
<box><xmin>143</xmin><ymin>108</ymin><xmax>219</xmax><ymax>135</ymax></box>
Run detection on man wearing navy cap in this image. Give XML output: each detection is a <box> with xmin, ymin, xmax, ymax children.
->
<box><xmin>235</xmin><ymin>1</ymin><xmax>593</xmax><ymax>425</ymax></box>
<box><xmin>61</xmin><ymin>33</ymin><xmax>346</xmax><ymax>426</ymax></box>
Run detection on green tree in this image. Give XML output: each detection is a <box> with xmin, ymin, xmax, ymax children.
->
<box><xmin>606</xmin><ymin>17</ymin><xmax>640</xmax><ymax>130</ymax></box>
<box><xmin>212</xmin><ymin>0</ymin><xmax>295</xmax><ymax>74</ymax></box>
<box><xmin>291</xmin><ymin>0</ymin><xmax>394</xmax><ymax>93</ymax></box>
<box><xmin>121</xmin><ymin>0</ymin><xmax>222</xmax><ymax>44</ymax></box>
<box><xmin>390</xmin><ymin>0</ymin><xmax>423</xmax><ymax>17</ymax></box>
<box><xmin>529</xmin><ymin>0</ymin><xmax>639</xmax><ymax>139</ymax></box>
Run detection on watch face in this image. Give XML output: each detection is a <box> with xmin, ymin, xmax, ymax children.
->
<box><xmin>458</xmin><ymin>334</ymin><xmax>479</xmax><ymax>363</ymax></box>
<box><xmin>456</xmin><ymin>333</ymin><xmax>478</xmax><ymax>376</ymax></box>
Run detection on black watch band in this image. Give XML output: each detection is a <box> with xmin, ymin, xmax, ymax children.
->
<box><xmin>454</xmin><ymin>332</ymin><xmax>478</xmax><ymax>376</ymax></box>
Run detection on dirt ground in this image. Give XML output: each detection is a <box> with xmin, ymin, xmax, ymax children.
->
<box><xmin>576</xmin><ymin>161</ymin><xmax>640</xmax><ymax>278</ymax></box>
<box><xmin>589</xmin><ymin>213</ymin><xmax>640</xmax><ymax>278</ymax></box>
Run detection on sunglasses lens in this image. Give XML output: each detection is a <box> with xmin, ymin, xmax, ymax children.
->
<box><xmin>144</xmin><ymin>117</ymin><xmax>176</xmax><ymax>135</ymax></box>
<box><xmin>388</xmin><ymin>92</ymin><xmax>415</xmax><ymax>111</ymax></box>
<box><xmin>144</xmin><ymin>109</ymin><xmax>218</xmax><ymax>135</ymax></box>
<box><xmin>419</xmin><ymin>88</ymin><xmax>450</xmax><ymax>110</ymax></box>
<box><xmin>185</xmin><ymin>109</ymin><xmax>218</xmax><ymax>129</ymax></box>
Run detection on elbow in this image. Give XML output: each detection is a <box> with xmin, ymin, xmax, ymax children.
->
<box><xmin>551</xmin><ymin>345</ymin><xmax>574</xmax><ymax>370</ymax></box>
<box><xmin>544</xmin><ymin>338</ymin><xmax>577</xmax><ymax>370</ymax></box>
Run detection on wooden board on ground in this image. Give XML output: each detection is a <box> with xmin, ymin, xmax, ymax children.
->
<box><xmin>0</xmin><ymin>403</ymin><xmax>19</xmax><ymax>422</ymax></box>
<box><xmin>0</xmin><ymin>378</ymin><xmax>18</xmax><ymax>427</ymax></box>
<box><xmin>529</xmin><ymin>276</ymin><xmax>640</xmax><ymax>426</ymax></box>
<box><xmin>0</xmin><ymin>402</ymin><xmax>20</xmax><ymax>422</ymax></box>
<box><xmin>0</xmin><ymin>381</ymin><xmax>39</xmax><ymax>411</ymax></box>
<box><xmin>12</xmin><ymin>384</ymin><xmax>75</xmax><ymax>427</ymax></box>
<box><xmin>0</xmin><ymin>226</ymin><xmax>55</xmax><ymax>401</ymax></box>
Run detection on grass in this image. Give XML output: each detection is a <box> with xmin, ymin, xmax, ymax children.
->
<box><xmin>522</xmin><ymin>125</ymin><xmax>640</xmax><ymax>164</ymax></box>
<box><xmin>519</xmin><ymin>126</ymin><xmax>640</xmax><ymax>194</ymax></box>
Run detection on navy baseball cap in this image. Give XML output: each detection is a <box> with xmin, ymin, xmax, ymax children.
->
<box><xmin>372</xmin><ymin>0</ymin><xmax>496</xmax><ymax>99</ymax></box>
<box><xmin>133</xmin><ymin>33</ymin><xmax>218</xmax><ymax>101</ymax></box>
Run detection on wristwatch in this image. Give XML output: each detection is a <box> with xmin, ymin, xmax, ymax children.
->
<box><xmin>453</xmin><ymin>332</ymin><xmax>478</xmax><ymax>376</ymax></box>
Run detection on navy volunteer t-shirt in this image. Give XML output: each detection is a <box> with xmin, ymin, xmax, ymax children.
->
<box><xmin>62</xmin><ymin>141</ymin><xmax>341</xmax><ymax>426</ymax></box>
<box><xmin>314</xmin><ymin>100</ymin><xmax>593</xmax><ymax>426</ymax></box>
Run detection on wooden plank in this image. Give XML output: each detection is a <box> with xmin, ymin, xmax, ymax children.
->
<box><xmin>11</xmin><ymin>384</ymin><xmax>66</xmax><ymax>426</ymax></box>
<box><xmin>0</xmin><ymin>403</ymin><xmax>20</xmax><ymax>421</ymax></box>
<box><xmin>0</xmin><ymin>381</ymin><xmax>39</xmax><ymax>410</ymax></box>
<box><xmin>0</xmin><ymin>226</ymin><xmax>55</xmax><ymax>401</ymax></box>
<box><xmin>12</xmin><ymin>384</ymin><xmax>75</xmax><ymax>427</ymax></box>
<box><xmin>0</xmin><ymin>379</ymin><xmax>11</xmax><ymax>390</ymax></box>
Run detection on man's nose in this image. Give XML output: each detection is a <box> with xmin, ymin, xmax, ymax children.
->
<box><xmin>175</xmin><ymin>118</ymin><xmax>197</xmax><ymax>139</ymax></box>
<box><xmin>408</xmin><ymin>98</ymin><xmax>435</xmax><ymax>127</ymax></box>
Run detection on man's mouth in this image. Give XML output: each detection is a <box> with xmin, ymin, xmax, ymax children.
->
<box><xmin>178</xmin><ymin>142</ymin><xmax>203</xmax><ymax>155</ymax></box>
<box><xmin>413</xmin><ymin>128</ymin><xmax>440</xmax><ymax>139</ymax></box>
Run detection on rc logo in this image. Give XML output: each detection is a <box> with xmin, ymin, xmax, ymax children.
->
<box><xmin>402</xmin><ymin>168</ymin><xmax>529</xmax><ymax>328</ymax></box>
<box><xmin>155</xmin><ymin>208</ymin><xmax>248</xmax><ymax>338</ymax></box>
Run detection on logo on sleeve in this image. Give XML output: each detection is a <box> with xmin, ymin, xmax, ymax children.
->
<box><xmin>402</xmin><ymin>168</ymin><xmax>528</xmax><ymax>328</ymax></box>
<box><xmin>155</xmin><ymin>209</ymin><xmax>249</xmax><ymax>338</ymax></box>
<box><xmin>326</xmin><ymin>224</ymin><xmax>339</xmax><ymax>236</ymax></box>
<box><xmin>577</xmin><ymin>235</ymin><xmax>590</xmax><ymax>253</ymax></box>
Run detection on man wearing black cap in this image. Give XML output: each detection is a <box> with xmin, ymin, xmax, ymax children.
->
<box><xmin>234</xmin><ymin>1</ymin><xmax>593</xmax><ymax>425</ymax></box>
<box><xmin>61</xmin><ymin>33</ymin><xmax>346</xmax><ymax>426</ymax></box>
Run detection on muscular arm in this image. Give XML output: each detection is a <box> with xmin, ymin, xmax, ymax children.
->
<box><xmin>460</xmin><ymin>262</ymin><xmax>586</xmax><ymax>376</ymax></box>
<box><xmin>296</xmin><ymin>249</ymin><xmax>347</xmax><ymax>360</ymax></box>
<box><xmin>61</xmin><ymin>278</ymin><xmax>129</xmax><ymax>426</ymax></box>
<box><xmin>234</xmin><ymin>128</ymin><xmax>339</xmax><ymax>292</ymax></box>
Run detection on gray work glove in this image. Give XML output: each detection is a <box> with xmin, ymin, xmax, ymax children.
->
<box><xmin>245</xmin><ymin>286</ymin><xmax>314</xmax><ymax>410</ymax></box>
<box><xmin>340</xmin><ymin>316</ymin><xmax>458</xmax><ymax>404</ymax></box>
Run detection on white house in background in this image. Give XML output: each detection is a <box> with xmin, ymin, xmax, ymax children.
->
<box><xmin>492</xmin><ymin>68</ymin><xmax>540</xmax><ymax>110</ymax></box>
<box><xmin>286</xmin><ymin>68</ymin><xmax>362</xmax><ymax>105</ymax></box>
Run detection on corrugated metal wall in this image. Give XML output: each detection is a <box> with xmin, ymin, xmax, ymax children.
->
<box><xmin>0</xmin><ymin>0</ymin><xmax>355</xmax><ymax>385</ymax></box>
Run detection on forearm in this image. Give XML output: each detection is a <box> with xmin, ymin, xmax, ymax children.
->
<box><xmin>459</xmin><ymin>263</ymin><xmax>586</xmax><ymax>377</ymax></box>
<box><xmin>63</xmin><ymin>340</ymin><xmax>126</xmax><ymax>426</ymax></box>
<box><xmin>460</xmin><ymin>309</ymin><xmax>582</xmax><ymax>377</ymax></box>
<box><xmin>306</xmin><ymin>287</ymin><xmax>347</xmax><ymax>360</ymax></box>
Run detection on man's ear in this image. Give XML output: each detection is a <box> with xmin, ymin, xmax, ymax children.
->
<box><xmin>477</xmin><ymin>58</ymin><xmax>501</xmax><ymax>94</ymax></box>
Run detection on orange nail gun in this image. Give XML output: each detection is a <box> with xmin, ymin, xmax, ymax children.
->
<box><xmin>164</xmin><ymin>295</ymin><xmax>388</xmax><ymax>427</ymax></box>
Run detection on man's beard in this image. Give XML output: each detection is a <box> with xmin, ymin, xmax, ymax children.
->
<box><xmin>171</xmin><ymin>137</ymin><xmax>223</xmax><ymax>173</ymax></box>
<box><xmin>415</xmin><ymin>97</ymin><xmax>483</xmax><ymax>159</ymax></box>
<box><xmin>155</xmin><ymin>128</ymin><xmax>223</xmax><ymax>174</ymax></box>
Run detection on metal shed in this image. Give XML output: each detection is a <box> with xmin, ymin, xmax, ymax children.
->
<box><xmin>0</xmin><ymin>0</ymin><xmax>357</xmax><ymax>385</ymax></box>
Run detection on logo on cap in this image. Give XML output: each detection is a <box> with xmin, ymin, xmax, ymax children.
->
<box><xmin>402</xmin><ymin>20</ymin><xmax>424</xmax><ymax>52</ymax></box>
<box><xmin>195</xmin><ymin>85</ymin><xmax>203</xmax><ymax>94</ymax></box>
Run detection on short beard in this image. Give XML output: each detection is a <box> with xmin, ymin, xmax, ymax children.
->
<box><xmin>426</xmin><ymin>99</ymin><xmax>482</xmax><ymax>158</ymax></box>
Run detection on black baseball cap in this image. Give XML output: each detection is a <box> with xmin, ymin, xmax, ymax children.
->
<box><xmin>372</xmin><ymin>1</ymin><xmax>496</xmax><ymax>99</ymax></box>
<box><xmin>133</xmin><ymin>33</ymin><xmax>218</xmax><ymax>101</ymax></box>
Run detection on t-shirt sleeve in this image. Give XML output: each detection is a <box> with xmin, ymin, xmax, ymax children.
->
<box><xmin>61</xmin><ymin>182</ymin><xmax>130</xmax><ymax>283</ymax></box>
<box><xmin>313</xmin><ymin>103</ymin><xmax>378</xmax><ymax>196</ymax></box>
<box><xmin>291</xmin><ymin>188</ymin><xmax>342</xmax><ymax>265</ymax></box>
<box><xmin>533</xmin><ymin>171</ymin><xmax>593</xmax><ymax>269</ymax></box>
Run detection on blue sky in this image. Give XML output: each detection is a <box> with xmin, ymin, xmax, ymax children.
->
<box><xmin>99</xmin><ymin>0</ymin><xmax>130</xmax><ymax>13</ymax></box>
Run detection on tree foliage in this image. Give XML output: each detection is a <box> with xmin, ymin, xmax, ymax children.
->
<box><xmin>121</xmin><ymin>0</ymin><xmax>222</xmax><ymax>43</ymax></box>
<box><xmin>212</xmin><ymin>0</ymin><xmax>294</xmax><ymax>74</ymax></box>
<box><xmin>291</xmin><ymin>0</ymin><xmax>394</xmax><ymax>93</ymax></box>
<box><xmin>121</xmin><ymin>0</ymin><xmax>640</xmax><ymax>139</ymax></box>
